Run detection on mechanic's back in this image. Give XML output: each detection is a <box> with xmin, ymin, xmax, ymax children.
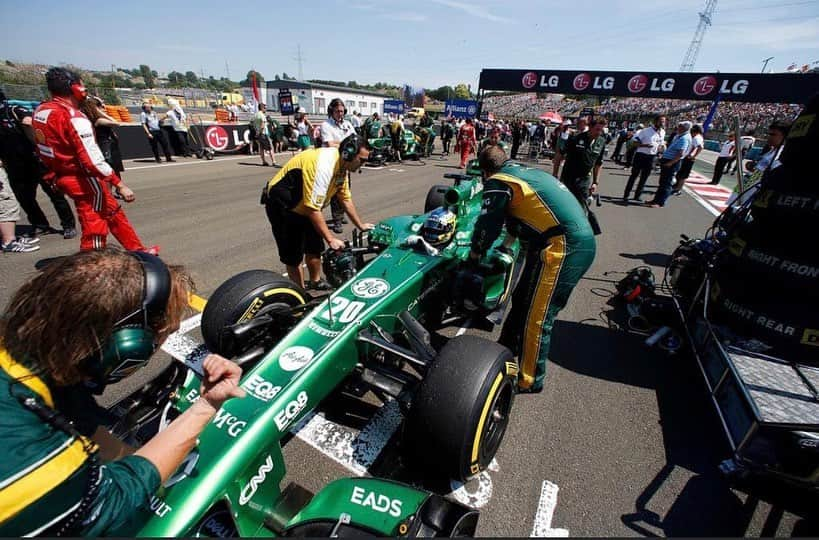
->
<box><xmin>469</xmin><ymin>146</ymin><xmax>596</xmax><ymax>393</ymax></box>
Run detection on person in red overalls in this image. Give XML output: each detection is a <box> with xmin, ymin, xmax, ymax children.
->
<box><xmin>457</xmin><ymin>118</ymin><xmax>477</xmax><ymax>169</ymax></box>
<box><xmin>32</xmin><ymin>68</ymin><xmax>157</xmax><ymax>253</ymax></box>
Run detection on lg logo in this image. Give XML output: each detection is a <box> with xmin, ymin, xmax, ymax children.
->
<box><xmin>573</xmin><ymin>73</ymin><xmax>591</xmax><ymax>91</ymax></box>
<box><xmin>521</xmin><ymin>72</ymin><xmax>538</xmax><ymax>89</ymax></box>
<box><xmin>205</xmin><ymin>126</ymin><xmax>229</xmax><ymax>150</ymax></box>
<box><xmin>628</xmin><ymin>75</ymin><xmax>675</xmax><ymax>93</ymax></box>
<box><xmin>693</xmin><ymin>76</ymin><xmax>749</xmax><ymax>96</ymax></box>
<box><xmin>693</xmin><ymin>76</ymin><xmax>718</xmax><ymax>96</ymax></box>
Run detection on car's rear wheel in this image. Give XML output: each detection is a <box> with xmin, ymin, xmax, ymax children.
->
<box><xmin>202</xmin><ymin>270</ymin><xmax>307</xmax><ymax>358</ymax></box>
<box><xmin>404</xmin><ymin>335</ymin><xmax>517</xmax><ymax>481</ymax></box>
<box><xmin>424</xmin><ymin>184</ymin><xmax>449</xmax><ymax>213</ymax></box>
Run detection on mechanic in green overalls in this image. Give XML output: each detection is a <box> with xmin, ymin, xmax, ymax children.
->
<box><xmin>557</xmin><ymin>117</ymin><xmax>608</xmax><ymax>235</ymax></box>
<box><xmin>468</xmin><ymin>146</ymin><xmax>596</xmax><ymax>392</ymax></box>
<box><xmin>0</xmin><ymin>249</ymin><xmax>245</xmax><ymax>536</ymax></box>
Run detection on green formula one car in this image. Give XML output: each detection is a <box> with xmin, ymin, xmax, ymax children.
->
<box><xmin>106</xmin><ymin>171</ymin><xmax>525</xmax><ymax>537</ymax></box>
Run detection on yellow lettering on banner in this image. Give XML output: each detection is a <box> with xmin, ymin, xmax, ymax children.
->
<box><xmin>801</xmin><ymin>329</ymin><xmax>819</xmax><ymax>347</ymax></box>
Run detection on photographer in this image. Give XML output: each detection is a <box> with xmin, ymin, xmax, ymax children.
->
<box><xmin>0</xmin><ymin>249</ymin><xmax>245</xmax><ymax>536</ymax></box>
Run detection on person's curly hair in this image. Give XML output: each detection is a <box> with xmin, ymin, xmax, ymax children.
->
<box><xmin>0</xmin><ymin>249</ymin><xmax>194</xmax><ymax>386</ymax></box>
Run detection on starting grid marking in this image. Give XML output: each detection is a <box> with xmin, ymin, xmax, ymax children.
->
<box><xmin>161</xmin><ymin>295</ymin><xmax>506</xmax><ymax>511</ymax></box>
<box><xmin>683</xmin><ymin>171</ymin><xmax>732</xmax><ymax>217</ymax></box>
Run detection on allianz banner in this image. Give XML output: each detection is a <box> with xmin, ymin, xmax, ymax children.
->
<box><xmin>383</xmin><ymin>99</ymin><xmax>405</xmax><ymax>114</ymax></box>
<box><xmin>479</xmin><ymin>69</ymin><xmax>819</xmax><ymax>103</ymax></box>
<box><xmin>444</xmin><ymin>99</ymin><xmax>478</xmax><ymax>118</ymax></box>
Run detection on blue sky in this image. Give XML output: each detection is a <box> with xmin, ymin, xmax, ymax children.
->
<box><xmin>4</xmin><ymin>0</ymin><xmax>818</xmax><ymax>89</ymax></box>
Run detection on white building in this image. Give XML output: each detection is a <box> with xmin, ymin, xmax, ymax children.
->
<box><xmin>264</xmin><ymin>80</ymin><xmax>388</xmax><ymax>116</ymax></box>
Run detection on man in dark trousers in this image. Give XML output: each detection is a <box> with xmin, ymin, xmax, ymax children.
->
<box><xmin>466</xmin><ymin>146</ymin><xmax>596</xmax><ymax>393</ymax></box>
<box><xmin>557</xmin><ymin>117</ymin><xmax>607</xmax><ymax>234</ymax></box>
<box><xmin>0</xmin><ymin>91</ymin><xmax>76</xmax><ymax>238</ymax></box>
<box><xmin>623</xmin><ymin>115</ymin><xmax>665</xmax><ymax>201</ymax></box>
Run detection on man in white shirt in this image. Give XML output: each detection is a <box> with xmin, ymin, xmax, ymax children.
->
<box><xmin>320</xmin><ymin>98</ymin><xmax>356</xmax><ymax>148</ymax></box>
<box><xmin>672</xmin><ymin>124</ymin><xmax>704</xmax><ymax>194</ymax></box>
<box><xmin>350</xmin><ymin>111</ymin><xmax>362</xmax><ymax>135</ymax></box>
<box><xmin>623</xmin><ymin>115</ymin><xmax>666</xmax><ymax>201</ymax></box>
<box><xmin>711</xmin><ymin>133</ymin><xmax>735</xmax><ymax>185</ymax></box>
<box><xmin>320</xmin><ymin>98</ymin><xmax>357</xmax><ymax>233</ymax></box>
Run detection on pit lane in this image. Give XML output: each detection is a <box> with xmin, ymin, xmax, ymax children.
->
<box><xmin>0</xmin><ymin>149</ymin><xmax>813</xmax><ymax>536</ymax></box>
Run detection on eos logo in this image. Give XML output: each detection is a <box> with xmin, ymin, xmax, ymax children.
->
<box><xmin>206</xmin><ymin>126</ymin><xmax>229</xmax><ymax>150</ymax></box>
<box><xmin>239</xmin><ymin>455</ymin><xmax>273</xmax><ymax>506</ymax></box>
<box><xmin>628</xmin><ymin>75</ymin><xmax>648</xmax><ymax>93</ymax></box>
<box><xmin>243</xmin><ymin>373</ymin><xmax>282</xmax><ymax>402</ymax></box>
<box><xmin>350</xmin><ymin>486</ymin><xmax>403</xmax><ymax>517</ymax></box>
<box><xmin>573</xmin><ymin>73</ymin><xmax>591</xmax><ymax>91</ymax></box>
<box><xmin>278</xmin><ymin>346</ymin><xmax>315</xmax><ymax>372</ymax></box>
<box><xmin>521</xmin><ymin>71</ymin><xmax>538</xmax><ymax>89</ymax></box>
<box><xmin>693</xmin><ymin>76</ymin><xmax>717</xmax><ymax>96</ymax></box>
<box><xmin>274</xmin><ymin>391</ymin><xmax>309</xmax><ymax>431</ymax></box>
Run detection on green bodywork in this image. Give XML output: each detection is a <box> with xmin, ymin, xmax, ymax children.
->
<box><xmin>131</xmin><ymin>176</ymin><xmax>518</xmax><ymax>537</ymax></box>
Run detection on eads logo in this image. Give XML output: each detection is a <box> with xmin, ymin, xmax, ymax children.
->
<box><xmin>693</xmin><ymin>76</ymin><xmax>717</xmax><ymax>96</ymax></box>
<box><xmin>573</xmin><ymin>73</ymin><xmax>591</xmax><ymax>91</ymax></box>
<box><xmin>205</xmin><ymin>126</ymin><xmax>229</xmax><ymax>150</ymax></box>
<box><xmin>521</xmin><ymin>71</ymin><xmax>538</xmax><ymax>89</ymax></box>
<box><xmin>628</xmin><ymin>74</ymin><xmax>648</xmax><ymax>93</ymax></box>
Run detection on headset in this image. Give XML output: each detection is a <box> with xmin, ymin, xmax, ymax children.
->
<box><xmin>327</xmin><ymin>97</ymin><xmax>346</xmax><ymax>118</ymax></box>
<box><xmin>47</xmin><ymin>67</ymin><xmax>88</xmax><ymax>102</ymax></box>
<box><xmin>88</xmin><ymin>251</ymin><xmax>172</xmax><ymax>387</ymax></box>
<box><xmin>340</xmin><ymin>133</ymin><xmax>365</xmax><ymax>162</ymax></box>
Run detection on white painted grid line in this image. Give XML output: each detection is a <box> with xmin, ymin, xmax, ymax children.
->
<box><xmin>530</xmin><ymin>480</ymin><xmax>569</xmax><ymax>537</ymax></box>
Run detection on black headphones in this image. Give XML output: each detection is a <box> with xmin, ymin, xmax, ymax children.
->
<box><xmin>328</xmin><ymin>98</ymin><xmax>346</xmax><ymax>118</ymax></box>
<box><xmin>88</xmin><ymin>251</ymin><xmax>172</xmax><ymax>387</ymax></box>
<box><xmin>340</xmin><ymin>133</ymin><xmax>365</xmax><ymax>162</ymax></box>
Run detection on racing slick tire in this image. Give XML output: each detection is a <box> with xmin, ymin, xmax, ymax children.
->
<box><xmin>424</xmin><ymin>185</ymin><xmax>449</xmax><ymax>213</ymax></box>
<box><xmin>202</xmin><ymin>270</ymin><xmax>308</xmax><ymax>358</ymax></box>
<box><xmin>404</xmin><ymin>335</ymin><xmax>517</xmax><ymax>481</ymax></box>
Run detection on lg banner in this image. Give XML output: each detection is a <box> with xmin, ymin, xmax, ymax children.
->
<box><xmin>480</xmin><ymin>69</ymin><xmax>819</xmax><ymax>103</ymax></box>
<box><xmin>444</xmin><ymin>99</ymin><xmax>478</xmax><ymax>118</ymax></box>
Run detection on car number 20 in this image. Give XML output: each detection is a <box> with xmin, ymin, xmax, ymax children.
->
<box><xmin>319</xmin><ymin>296</ymin><xmax>366</xmax><ymax>324</ymax></box>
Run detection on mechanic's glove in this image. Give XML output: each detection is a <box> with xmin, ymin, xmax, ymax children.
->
<box><xmin>453</xmin><ymin>261</ymin><xmax>485</xmax><ymax>312</ymax></box>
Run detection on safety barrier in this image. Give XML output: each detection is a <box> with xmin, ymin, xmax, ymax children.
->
<box><xmin>104</xmin><ymin>105</ymin><xmax>132</xmax><ymax>122</ymax></box>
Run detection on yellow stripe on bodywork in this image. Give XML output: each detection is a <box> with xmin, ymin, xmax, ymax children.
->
<box><xmin>0</xmin><ymin>439</ymin><xmax>88</xmax><ymax>522</ymax></box>
<box><xmin>471</xmin><ymin>372</ymin><xmax>504</xmax><ymax>464</ymax></box>
<box><xmin>0</xmin><ymin>349</ymin><xmax>53</xmax><ymax>407</ymax></box>
<box><xmin>518</xmin><ymin>235</ymin><xmax>566</xmax><ymax>390</ymax></box>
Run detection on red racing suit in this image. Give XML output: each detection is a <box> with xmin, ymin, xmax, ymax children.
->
<box><xmin>32</xmin><ymin>99</ymin><xmax>145</xmax><ymax>251</ymax></box>
<box><xmin>458</xmin><ymin>124</ymin><xmax>476</xmax><ymax>168</ymax></box>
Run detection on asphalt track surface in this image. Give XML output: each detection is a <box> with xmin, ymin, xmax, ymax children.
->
<box><xmin>1</xmin><ymin>146</ymin><xmax>815</xmax><ymax>537</ymax></box>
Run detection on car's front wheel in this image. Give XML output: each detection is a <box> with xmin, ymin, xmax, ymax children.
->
<box><xmin>201</xmin><ymin>270</ymin><xmax>307</xmax><ymax>359</ymax></box>
<box><xmin>404</xmin><ymin>335</ymin><xmax>517</xmax><ymax>481</ymax></box>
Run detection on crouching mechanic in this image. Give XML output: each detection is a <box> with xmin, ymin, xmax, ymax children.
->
<box><xmin>263</xmin><ymin>133</ymin><xmax>374</xmax><ymax>290</ymax></box>
<box><xmin>467</xmin><ymin>146</ymin><xmax>596</xmax><ymax>392</ymax></box>
<box><xmin>0</xmin><ymin>249</ymin><xmax>244</xmax><ymax>536</ymax></box>
<box><xmin>33</xmin><ymin>67</ymin><xmax>155</xmax><ymax>252</ymax></box>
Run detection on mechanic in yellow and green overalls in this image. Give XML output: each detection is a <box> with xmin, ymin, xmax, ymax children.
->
<box><xmin>468</xmin><ymin>146</ymin><xmax>596</xmax><ymax>392</ymax></box>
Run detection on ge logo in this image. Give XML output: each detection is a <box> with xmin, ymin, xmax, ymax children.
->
<box><xmin>627</xmin><ymin>74</ymin><xmax>648</xmax><ymax>93</ymax></box>
<box><xmin>573</xmin><ymin>73</ymin><xmax>591</xmax><ymax>91</ymax></box>
<box><xmin>206</xmin><ymin>126</ymin><xmax>229</xmax><ymax>150</ymax></box>
<box><xmin>521</xmin><ymin>72</ymin><xmax>538</xmax><ymax>89</ymax></box>
<box><xmin>351</xmin><ymin>278</ymin><xmax>390</xmax><ymax>299</ymax></box>
<box><xmin>693</xmin><ymin>76</ymin><xmax>717</xmax><ymax>96</ymax></box>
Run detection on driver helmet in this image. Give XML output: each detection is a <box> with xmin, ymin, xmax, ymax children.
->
<box><xmin>421</xmin><ymin>207</ymin><xmax>457</xmax><ymax>246</ymax></box>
